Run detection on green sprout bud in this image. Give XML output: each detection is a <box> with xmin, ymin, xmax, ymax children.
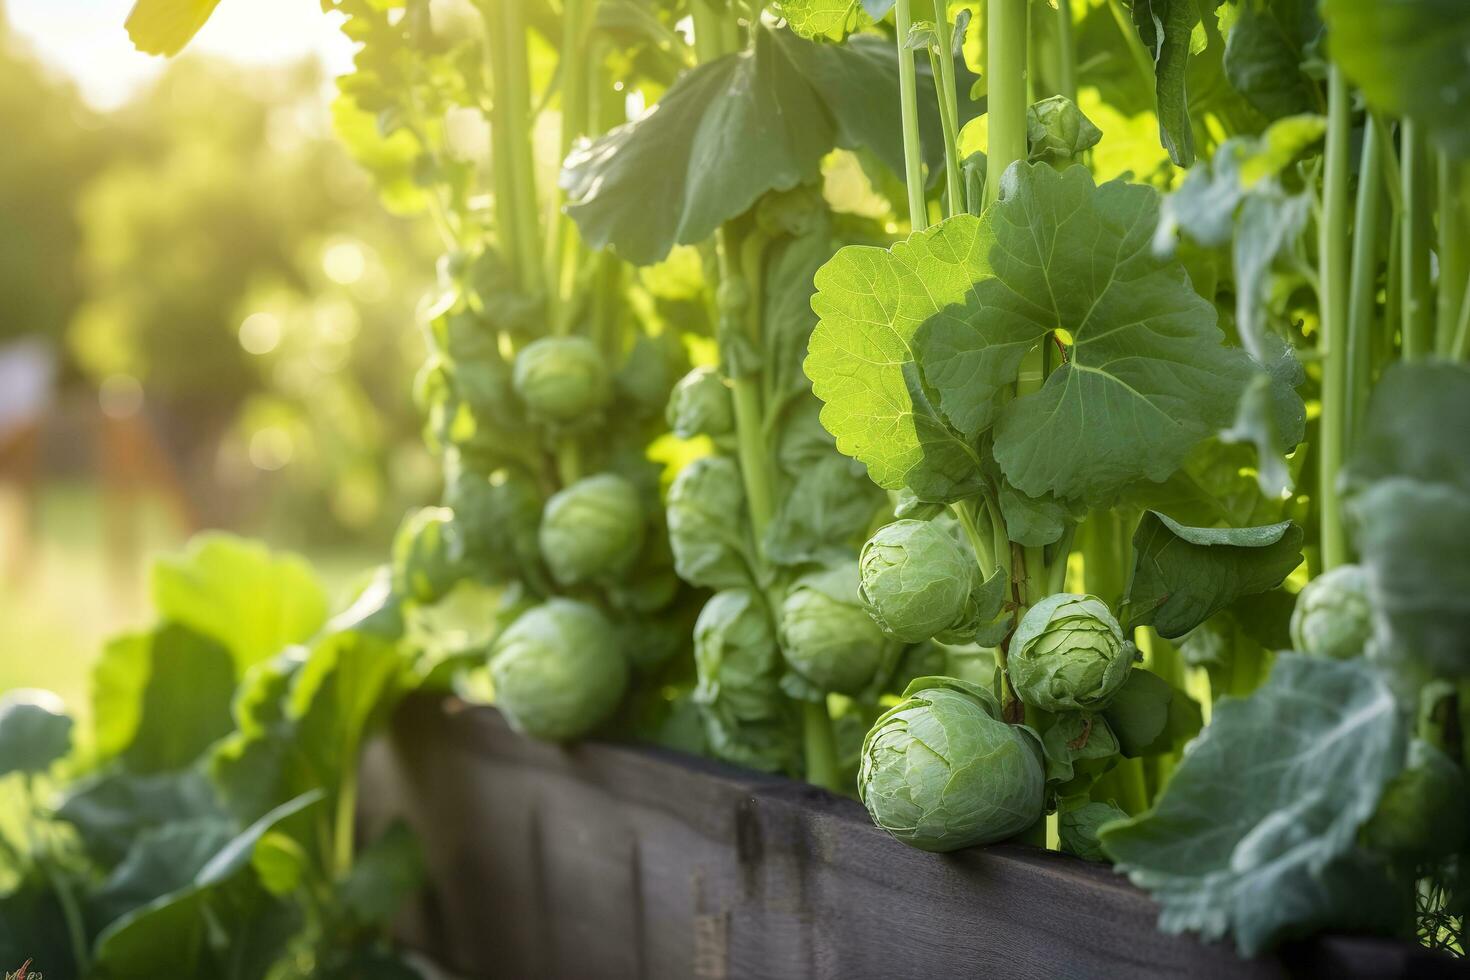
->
<box><xmin>538</xmin><ymin>473</ymin><xmax>644</xmax><ymax>585</ymax></box>
<box><xmin>511</xmin><ymin>335</ymin><xmax>611</xmax><ymax>423</ymax></box>
<box><xmin>489</xmin><ymin>599</ymin><xmax>629</xmax><ymax>741</ymax></box>
<box><xmin>859</xmin><ymin>520</ymin><xmax>977</xmax><ymax>643</ymax></box>
<box><xmin>1009</xmin><ymin>594</ymin><xmax>1132</xmax><ymax>712</ymax></box>
<box><xmin>859</xmin><ymin>676</ymin><xmax>1045</xmax><ymax>852</ymax></box>
<box><xmin>1059</xmin><ymin>800</ymin><xmax>1127</xmax><ymax>862</ymax></box>
<box><xmin>1041</xmin><ymin>713</ymin><xmax>1120</xmax><ymax>797</ymax></box>
<box><xmin>1362</xmin><ymin>739</ymin><xmax>1468</xmax><ymax>861</ymax></box>
<box><xmin>1289</xmin><ymin>564</ymin><xmax>1372</xmax><ymax>660</ymax></box>
<box><xmin>1026</xmin><ymin>95</ymin><xmax>1103</xmax><ymax>166</ymax></box>
<box><xmin>666</xmin><ymin>367</ymin><xmax>734</xmax><ymax>439</ymax></box>
<box><xmin>391</xmin><ymin>506</ymin><xmax>462</xmax><ymax>605</ymax></box>
<box><xmin>693</xmin><ymin>589</ymin><xmax>783</xmax><ymax>725</ymax></box>
<box><xmin>778</xmin><ymin>564</ymin><xmax>892</xmax><ymax>697</ymax></box>
<box><xmin>667</xmin><ymin>456</ymin><xmax>753</xmax><ymax>589</ymax></box>
<box><xmin>444</xmin><ymin>459</ymin><xmax>543</xmax><ymax>583</ymax></box>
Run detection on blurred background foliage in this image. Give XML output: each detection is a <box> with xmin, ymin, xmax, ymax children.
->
<box><xmin>0</xmin><ymin>2</ymin><xmax>440</xmax><ymax>707</ymax></box>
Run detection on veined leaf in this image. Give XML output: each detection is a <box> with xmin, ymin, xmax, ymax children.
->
<box><xmin>918</xmin><ymin>163</ymin><xmax>1253</xmax><ymax>504</ymax></box>
<box><xmin>1122</xmin><ymin>511</ymin><xmax>1303</xmax><ymax>638</ymax></box>
<box><xmin>1222</xmin><ymin>0</ymin><xmax>1324</xmax><ymax>121</ymax></box>
<box><xmin>1101</xmin><ymin>655</ymin><xmax>1407</xmax><ymax>955</ymax></box>
<box><xmin>805</xmin><ymin>214</ymin><xmax>988</xmax><ymax>501</ymax></box>
<box><xmin>779</xmin><ymin>0</ymin><xmax>871</xmax><ymax>40</ymax></box>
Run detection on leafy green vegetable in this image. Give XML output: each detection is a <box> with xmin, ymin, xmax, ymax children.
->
<box><xmin>1101</xmin><ymin>656</ymin><xmax>1406</xmax><ymax>955</ymax></box>
<box><xmin>1128</xmin><ymin>0</ymin><xmax>1198</xmax><ymax>166</ymax></box>
<box><xmin>0</xmin><ymin>691</ymin><xmax>72</xmax><ymax>776</ymax></box>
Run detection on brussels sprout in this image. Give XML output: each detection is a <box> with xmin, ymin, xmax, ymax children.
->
<box><xmin>859</xmin><ymin>520</ymin><xmax>978</xmax><ymax>643</ymax></box>
<box><xmin>1026</xmin><ymin>95</ymin><xmax>1103</xmax><ymax>165</ymax></box>
<box><xmin>391</xmin><ymin>507</ymin><xmax>462</xmax><ymax>605</ymax></box>
<box><xmin>667</xmin><ymin>456</ymin><xmax>754</xmax><ymax>589</ymax></box>
<box><xmin>1059</xmin><ymin>800</ymin><xmax>1127</xmax><ymax>862</ymax></box>
<box><xmin>702</xmin><ymin>711</ymin><xmax>801</xmax><ymax>774</ymax></box>
<box><xmin>778</xmin><ymin>565</ymin><xmax>893</xmax><ymax>697</ymax></box>
<box><xmin>538</xmin><ymin>473</ymin><xmax>644</xmax><ymax>585</ymax></box>
<box><xmin>693</xmin><ymin>589</ymin><xmax>783</xmax><ymax>725</ymax></box>
<box><xmin>666</xmin><ymin>367</ymin><xmax>734</xmax><ymax>439</ymax></box>
<box><xmin>1289</xmin><ymin>564</ymin><xmax>1372</xmax><ymax>660</ymax></box>
<box><xmin>444</xmin><ymin>459</ymin><xmax>543</xmax><ymax>582</ymax></box>
<box><xmin>859</xmin><ymin>676</ymin><xmax>1045</xmax><ymax>852</ymax></box>
<box><xmin>1010</xmin><ymin>594</ymin><xmax>1133</xmax><ymax>713</ymax></box>
<box><xmin>1362</xmin><ymin>739</ymin><xmax>1468</xmax><ymax>861</ymax></box>
<box><xmin>511</xmin><ymin>335</ymin><xmax>611</xmax><ymax>423</ymax></box>
<box><xmin>488</xmin><ymin>599</ymin><xmax>629</xmax><ymax>741</ymax></box>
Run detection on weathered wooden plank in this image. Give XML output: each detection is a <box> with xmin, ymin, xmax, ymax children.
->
<box><xmin>358</xmin><ymin>695</ymin><xmax>1467</xmax><ymax>980</ymax></box>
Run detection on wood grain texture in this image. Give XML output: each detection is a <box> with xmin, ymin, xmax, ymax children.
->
<box><xmin>359</xmin><ymin>695</ymin><xmax>1467</xmax><ymax>980</ymax></box>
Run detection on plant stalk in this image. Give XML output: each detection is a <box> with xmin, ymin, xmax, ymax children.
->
<box><xmin>802</xmin><ymin>699</ymin><xmax>842</xmax><ymax>792</ymax></box>
<box><xmin>1400</xmin><ymin>118</ymin><xmax>1434</xmax><ymax>361</ymax></box>
<box><xmin>894</xmin><ymin>0</ymin><xmax>930</xmax><ymax>230</ymax></box>
<box><xmin>984</xmin><ymin>0</ymin><xmax>1029</xmax><ymax>208</ymax></box>
<box><xmin>1346</xmin><ymin>118</ymin><xmax>1384</xmax><ymax>448</ymax></box>
<box><xmin>1317</xmin><ymin>67</ymin><xmax>1352</xmax><ymax>571</ymax></box>
<box><xmin>1437</xmin><ymin>154</ymin><xmax>1469</xmax><ymax>357</ymax></box>
<box><xmin>931</xmin><ymin>2</ymin><xmax>965</xmax><ymax>219</ymax></box>
<box><xmin>1054</xmin><ymin>0</ymin><xmax>1076</xmax><ymax>104</ymax></box>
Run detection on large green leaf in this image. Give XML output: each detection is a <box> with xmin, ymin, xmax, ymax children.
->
<box><xmin>150</xmin><ymin>533</ymin><xmax>328</xmax><ymax>670</ymax></box>
<box><xmin>1322</xmin><ymin>0</ymin><xmax>1470</xmax><ymax>158</ymax></box>
<box><xmin>917</xmin><ymin>163</ymin><xmax>1253</xmax><ymax>504</ymax></box>
<box><xmin>337</xmin><ymin>822</ymin><xmax>425</xmax><ymax>927</ymax></box>
<box><xmin>92</xmin><ymin>624</ymin><xmax>237</xmax><ymax>773</ymax></box>
<box><xmin>806</xmin><ymin>214</ymin><xmax>988</xmax><ymax>501</ymax></box>
<box><xmin>563</xmin><ymin>28</ymin><xmax>960</xmax><ymax>265</ymax></box>
<box><xmin>90</xmin><ymin>819</ymin><xmax>235</xmax><ymax>928</ymax></box>
<box><xmin>1343</xmin><ymin>362</ymin><xmax>1470</xmax><ymax>677</ymax></box>
<box><xmin>0</xmin><ymin>690</ymin><xmax>72</xmax><ymax>776</ymax></box>
<box><xmin>1122</xmin><ymin>511</ymin><xmax>1303</xmax><ymax>638</ymax></box>
<box><xmin>1101</xmin><ymin>655</ymin><xmax>1407</xmax><ymax>954</ymax></box>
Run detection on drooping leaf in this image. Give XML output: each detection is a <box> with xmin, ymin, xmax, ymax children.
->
<box><xmin>150</xmin><ymin>533</ymin><xmax>328</xmax><ymax>670</ymax></box>
<box><xmin>1322</xmin><ymin>0</ymin><xmax>1470</xmax><ymax>158</ymax></box>
<box><xmin>1122</xmin><ymin>511</ymin><xmax>1303</xmax><ymax>638</ymax></box>
<box><xmin>806</xmin><ymin>214</ymin><xmax>988</xmax><ymax>501</ymax></box>
<box><xmin>917</xmin><ymin>163</ymin><xmax>1254</xmax><ymax>504</ymax></box>
<box><xmin>1342</xmin><ymin>362</ymin><xmax>1470</xmax><ymax>677</ymax></box>
<box><xmin>765</xmin><ymin>455</ymin><xmax>885</xmax><ymax>566</ymax></box>
<box><xmin>563</xmin><ymin>28</ymin><xmax>961</xmax><ymax>265</ymax></box>
<box><xmin>125</xmin><ymin>0</ymin><xmax>224</xmax><ymax>57</ymax></box>
<box><xmin>92</xmin><ymin>624</ymin><xmax>237</xmax><ymax>773</ymax></box>
<box><xmin>1222</xmin><ymin>0</ymin><xmax>1324</xmax><ymax>120</ymax></box>
<box><xmin>1129</xmin><ymin>0</ymin><xmax>1198</xmax><ymax>166</ymax></box>
<box><xmin>1101</xmin><ymin>655</ymin><xmax>1407</xmax><ymax>955</ymax></box>
<box><xmin>0</xmin><ymin>690</ymin><xmax>72</xmax><ymax>776</ymax></box>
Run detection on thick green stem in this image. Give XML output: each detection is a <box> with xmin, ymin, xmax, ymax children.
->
<box><xmin>47</xmin><ymin>863</ymin><xmax>90</xmax><ymax>974</ymax></box>
<box><xmin>1452</xmin><ymin>274</ymin><xmax>1470</xmax><ymax>361</ymax></box>
<box><xmin>333</xmin><ymin>756</ymin><xmax>358</xmax><ymax>879</ymax></box>
<box><xmin>1400</xmin><ymin>119</ymin><xmax>1434</xmax><ymax>361</ymax></box>
<box><xmin>802</xmin><ymin>700</ymin><xmax>842</xmax><ymax>793</ymax></box>
<box><xmin>1054</xmin><ymin>0</ymin><xmax>1076</xmax><ymax>104</ymax></box>
<box><xmin>1346</xmin><ymin>119</ymin><xmax>1384</xmax><ymax>449</ymax></box>
<box><xmin>548</xmin><ymin>0</ymin><xmax>593</xmax><ymax>308</ymax></box>
<box><xmin>931</xmin><ymin>3</ymin><xmax>965</xmax><ymax>219</ymax></box>
<box><xmin>894</xmin><ymin>0</ymin><xmax>930</xmax><ymax>229</ymax></box>
<box><xmin>985</xmin><ymin>0</ymin><xmax>1029</xmax><ymax>208</ymax></box>
<box><xmin>495</xmin><ymin>0</ymin><xmax>544</xmax><ymax>299</ymax></box>
<box><xmin>1437</xmin><ymin>154</ymin><xmax>1468</xmax><ymax>357</ymax></box>
<box><xmin>952</xmin><ymin>500</ymin><xmax>996</xmax><ymax>572</ymax></box>
<box><xmin>1317</xmin><ymin>67</ymin><xmax>1351</xmax><ymax>571</ymax></box>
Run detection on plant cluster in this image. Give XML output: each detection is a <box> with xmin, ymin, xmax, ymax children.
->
<box><xmin>0</xmin><ymin>537</ymin><xmax>424</xmax><ymax>976</ymax></box>
<box><xmin>43</xmin><ymin>0</ymin><xmax>1468</xmax><ymax>964</ymax></box>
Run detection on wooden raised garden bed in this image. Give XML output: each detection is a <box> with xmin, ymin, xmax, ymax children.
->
<box><xmin>359</xmin><ymin>695</ymin><xmax>1466</xmax><ymax>979</ymax></box>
